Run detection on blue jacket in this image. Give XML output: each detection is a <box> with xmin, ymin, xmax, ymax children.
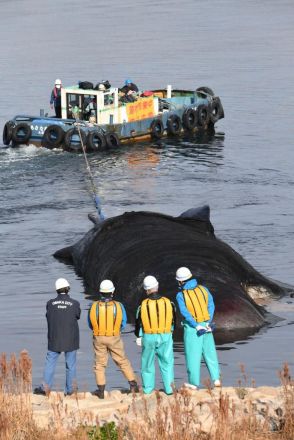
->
<box><xmin>176</xmin><ymin>278</ymin><xmax>215</xmax><ymax>328</ymax></box>
<box><xmin>88</xmin><ymin>300</ymin><xmax>127</xmax><ymax>332</ymax></box>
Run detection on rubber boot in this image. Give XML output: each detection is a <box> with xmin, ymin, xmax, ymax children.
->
<box><xmin>96</xmin><ymin>385</ymin><xmax>105</xmax><ymax>399</ymax></box>
<box><xmin>129</xmin><ymin>380</ymin><xmax>139</xmax><ymax>393</ymax></box>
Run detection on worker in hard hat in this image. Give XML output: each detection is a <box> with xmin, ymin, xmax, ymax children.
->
<box><xmin>50</xmin><ymin>78</ymin><xmax>62</xmax><ymax>118</ymax></box>
<box><xmin>175</xmin><ymin>267</ymin><xmax>220</xmax><ymax>390</ymax></box>
<box><xmin>119</xmin><ymin>79</ymin><xmax>139</xmax><ymax>103</ymax></box>
<box><xmin>135</xmin><ymin>275</ymin><xmax>176</xmax><ymax>395</ymax></box>
<box><xmin>88</xmin><ymin>279</ymin><xmax>139</xmax><ymax>399</ymax></box>
<box><xmin>34</xmin><ymin>278</ymin><xmax>81</xmax><ymax>396</ymax></box>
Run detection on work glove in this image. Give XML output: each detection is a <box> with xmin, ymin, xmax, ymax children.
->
<box><xmin>136</xmin><ymin>337</ymin><xmax>142</xmax><ymax>346</ymax></box>
<box><xmin>206</xmin><ymin>322</ymin><xmax>216</xmax><ymax>332</ymax></box>
<box><xmin>196</xmin><ymin>325</ymin><xmax>207</xmax><ymax>336</ymax></box>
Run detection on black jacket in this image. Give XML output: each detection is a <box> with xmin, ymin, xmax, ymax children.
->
<box><xmin>46</xmin><ymin>293</ymin><xmax>81</xmax><ymax>352</ymax></box>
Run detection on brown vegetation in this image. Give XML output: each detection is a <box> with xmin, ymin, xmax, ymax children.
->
<box><xmin>0</xmin><ymin>351</ymin><xmax>293</xmax><ymax>440</ymax></box>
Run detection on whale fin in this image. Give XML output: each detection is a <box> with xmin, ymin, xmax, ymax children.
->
<box><xmin>179</xmin><ymin>205</ymin><xmax>210</xmax><ymax>222</ymax></box>
<box><xmin>53</xmin><ymin>246</ymin><xmax>73</xmax><ymax>261</ymax></box>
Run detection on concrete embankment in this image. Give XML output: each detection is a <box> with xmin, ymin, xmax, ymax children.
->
<box><xmin>30</xmin><ymin>386</ymin><xmax>287</xmax><ymax>433</ymax></box>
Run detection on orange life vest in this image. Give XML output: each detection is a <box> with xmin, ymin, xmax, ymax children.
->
<box><xmin>141</xmin><ymin>297</ymin><xmax>173</xmax><ymax>334</ymax></box>
<box><xmin>89</xmin><ymin>300</ymin><xmax>123</xmax><ymax>336</ymax></box>
<box><xmin>183</xmin><ymin>285</ymin><xmax>210</xmax><ymax>322</ymax></box>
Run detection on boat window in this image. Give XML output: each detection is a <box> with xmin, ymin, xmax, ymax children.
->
<box><xmin>66</xmin><ymin>93</ymin><xmax>82</xmax><ymax>119</ymax></box>
<box><xmin>66</xmin><ymin>93</ymin><xmax>97</xmax><ymax>120</ymax></box>
<box><xmin>83</xmin><ymin>94</ymin><xmax>97</xmax><ymax>121</ymax></box>
<box><xmin>104</xmin><ymin>92</ymin><xmax>114</xmax><ymax>106</ymax></box>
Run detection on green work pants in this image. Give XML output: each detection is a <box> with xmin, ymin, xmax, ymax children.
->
<box><xmin>183</xmin><ymin>323</ymin><xmax>220</xmax><ymax>387</ymax></box>
<box><xmin>141</xmin><ymin>333</ymin><xmax>174</xmax><ymax>394</ymax></box>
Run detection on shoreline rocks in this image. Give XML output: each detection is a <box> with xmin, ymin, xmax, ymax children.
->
<box><xmin>29</xmin><ymin>385</ymin><xmax>287</xmax><ymax>433</ymax></box>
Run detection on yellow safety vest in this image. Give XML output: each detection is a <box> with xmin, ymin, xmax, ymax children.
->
<box><xmin>141</xmin><ymin>297</ymin><xmax>173</xmax><ymax>334</ymax></box>
<box><xmin>183</xmin><ymin>285</ymin><xmax>210</xmax><ymax>323</ymax></box>
<box><xmin>89</xmin><ymin>300</ymin><xmax>123</xmax><ymax>336</ymax></box>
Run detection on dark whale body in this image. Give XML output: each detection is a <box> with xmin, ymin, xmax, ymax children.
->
<box><xmin>54</xmin><ymin>206</ymin><xmax>287</xmax><ymax>342</ymax></box>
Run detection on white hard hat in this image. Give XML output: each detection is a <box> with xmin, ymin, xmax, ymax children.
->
<box><xmin>100</xmin><ymin>279</ymin><xmax>115</xmax><ymax>293</ymax></box>
<box><xmin>55</xmin><ymin>278</ymin><xmax>70</xmax><ymax>290</ymax></box>
<box><xmin>98</xmin><ymin>83</ymin><xmax>106</xmax><ymax>91</ymax></box>
<box><xmin>143</xmin><ymin>275</ymin><xmax>159</xmax><ymax>291</ymax></box>
<box><xmin>176</xmin><ymin>267</ymin><xmax>192</xmax><ymax>282</ymax></box>
<box><xmin>55</xmin><ymin>79</ymin><xmax>62</xmax><ymax>85</ymax></box>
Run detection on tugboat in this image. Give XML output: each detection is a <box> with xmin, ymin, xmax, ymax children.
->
<box><xmin>2</xmin><ymin>82</ymin><xmax>224</xmax><ymax>151</ymax></box>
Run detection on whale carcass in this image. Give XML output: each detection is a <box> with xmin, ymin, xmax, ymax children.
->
<box><xmin>54</xmin><ymin>206</ymin><xmax>287</xmax><ymax>341</ymax></box>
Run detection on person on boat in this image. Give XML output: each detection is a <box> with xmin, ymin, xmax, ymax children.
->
<box><xmin>88</xmin><ymin>279</ymin><xmax>139</xmax><ymax>399</ymax></box>
<box><xmin>84</xmin><ymin>96</ymin><xmax>97</xmax><ymax>120</ymax></box>
<box><xmin>119</xmin><ymin>79</ymin><xmax>139</xmax><ymax>103</ymax></box>
<box><xmin>175</xmin><ymin>267</ymin><xmax>221</xmax><ymax>390</ymax></box>
<box><xmin>135</xmin><ymin>275</ymin><xmax>176</xmax><ymax>395</ymax></box>
<box><xmin>50</xmin><ymin>79</ymin><xmax>62</xmax><ymax>118</ymax></box>
<box><xmin>34</xmin><ymin>278</ymin><xmax>81</xmax><ymax>396</ymax></box>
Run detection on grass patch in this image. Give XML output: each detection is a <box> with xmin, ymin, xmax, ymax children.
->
<box><xmin>0</xmin><ymin>352</ymin><xmax>294</xmax><ymax>439</ymax></box>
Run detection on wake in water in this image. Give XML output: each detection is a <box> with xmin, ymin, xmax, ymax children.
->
<box><xmin>0</xmin><ymin>144</ymin><xmax>63</xmax><ymax>165</ymax></box>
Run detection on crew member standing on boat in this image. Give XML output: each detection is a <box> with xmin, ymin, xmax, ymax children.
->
<box><xmin>175</xmin><ymin>267</ymin><xmax>221</xmax><ymax>390</ymax></box>
<box><xmin>50</xmin><ymin>79</ymin><xmax>62</xmax><ymax>118</ymax></box>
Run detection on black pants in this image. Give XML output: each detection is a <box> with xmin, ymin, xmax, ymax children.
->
<box><xmin>55</xmin><ymin>105</ymin><xmax>61</xmax><ymax>118</ymax></box>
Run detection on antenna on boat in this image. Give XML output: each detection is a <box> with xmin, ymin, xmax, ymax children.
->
<box><xmin>72</xmin><ymin>109</ymin><xmax>105</xmax><ymax>220</ymax></box>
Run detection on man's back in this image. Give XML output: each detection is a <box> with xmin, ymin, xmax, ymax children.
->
<box><xmin>46</xmin><ymin>293</ymin><xmax>80</xmax><ymax>352</ymax></box>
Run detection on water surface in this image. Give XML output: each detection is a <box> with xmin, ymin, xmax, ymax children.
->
<box><xmin>0</xmin><ymin>0</ymin><xmax>294</xmax><ymax>390</ymax></box>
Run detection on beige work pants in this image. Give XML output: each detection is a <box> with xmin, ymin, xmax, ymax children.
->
<box><xmin>93</xmin><ymin>335</ymin><xmax>136</xmax><ymax>385</ymax></box>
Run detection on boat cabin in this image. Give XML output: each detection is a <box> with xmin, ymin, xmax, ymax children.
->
<box><xmin>61</xmin><ymin>85</ymin><xmax>159</xmax><ymax>125</ymax></box>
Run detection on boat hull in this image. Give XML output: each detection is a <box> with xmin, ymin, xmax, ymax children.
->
<box><xmin>2</xmin><ymin>89</ymin><xmax>224</xmax><ymax>151</ymax></box>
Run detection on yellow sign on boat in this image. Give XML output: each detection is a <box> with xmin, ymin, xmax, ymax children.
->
<box><xmin>126</xmin><ymin>97</ymin><xmax>155</xmax><ymax>122</ymax></box>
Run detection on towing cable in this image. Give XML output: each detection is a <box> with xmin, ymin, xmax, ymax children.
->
<box><xmin>72</xmin><ymin>109</ymin><xmax>105</xmax><ymax>220</ymax></box>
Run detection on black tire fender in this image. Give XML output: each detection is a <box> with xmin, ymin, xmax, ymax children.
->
<box><xmin>11</xmin><ymin>123</ymin><xmax>32</xmax><ymax>144</ymax></box>
<box><xmin>196</xmin><ymin>104</ymin><xmax>210</xmax><ymax>127</ymax></box>
<box><xmin>105</xmin><ymin>132</ymin><xmax>121</xmax><ymax>148</ymax></box>
<box><xmin>42</xmin><ymin>125</ymin><xmax>64</xmax><ymax>149</ymax></box>
<box><xmin>182</xmin><ymin>108</ymin><xmax>197</xmax><ymax>130</ymax></box>
<box><xmin>87</xmin><ymin>131</ymin><xmax>107</xmax><ymax>151</ymax></box>
<box><xmin>209</xmin><ymin>97</ymin><xmax>224</xmax><ymax>123</ymax></box>
<box><xmin>196</xmin><ymin>86</ymin><xmax>215</xmax><ymax>97</ymax></box>
<box><xmin>2</xmin><ymin>121</ymin><xmax>14</xmax><ymax>145</ymax></box>
<box><xmin>166</xmin><ymin>114</ymin><xmax>182</xmax><ymax>136</ymax></box>
<box><xmin>150</xmin><ymin>119</ymin><xmax>164</xmax><ymax>139</ymax></box>
<box><xmin>64</xmin><ymin>127</ymin><xmax>87</xmax><ymax>151</ymax></box>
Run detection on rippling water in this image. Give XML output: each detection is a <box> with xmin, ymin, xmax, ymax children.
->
<box><xmin>0</xmin><ymin>0</ymin><xmax>294</xmax><ymax>390</ymax></box>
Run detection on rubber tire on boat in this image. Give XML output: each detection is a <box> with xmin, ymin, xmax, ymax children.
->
<box><xmin>2</xmin><ymin>121</ymin><xmax>14</xmax><ymax>145</ymax></box>
<box><xmin>196</xmin><ymin>104</ymin><xmax>210</xmax><ymax>127</ymax></box>
<box><xmin>105</xmin><ymin>132</ymin><xmax>120</xmax><ymax>148</ymax></box>
<box><xmin>64</xmin><ymin>127</ymin><xmax>87</xmax><ymax>152</ymax></box>
<box><xmin>42</xmin><ymin>125</ymin><xmax>64</xmax><ymax>149</ymax></box>
<box><xmin>11</xmin><ymin>123</ymin><xmax>32</xmax><ymax>144</ymax></box>
<box><xmin>150</xmin><ymin>119</ymin><xmax>164</xmax><ymax>139</ymax></box>
<box><xmin>166</xmin><ymin>114</ymin><xmax>182</xmax><ymax>136</ymax></box>
<box><xmin>196</xmin><ymin>86</ymin><xmax>215</xmax><ymax>97</ymax></box>
<box><xmin>182</xmin><ymin>108</ymin><xmax>197</xmax><ymax>131</ymax></box>
<box><xmin>209</xmin><ymin>97</ymin><xmax>224</xmax><ymax>123</ymax></box>
<box><xmin>87</xmin><ymin>131</ymin><xmax>106</xmax><ymax>151</ymax></box>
